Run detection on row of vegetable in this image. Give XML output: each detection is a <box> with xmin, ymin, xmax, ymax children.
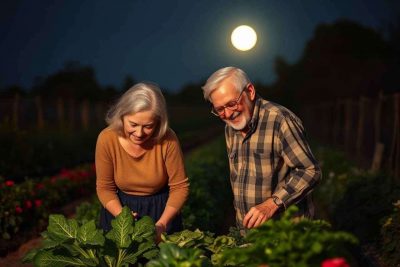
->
<box><xmin>4</xmin><ymin>133</ymin><xmax>398</xmax><ymax>266</ymax></box>
<box><xmin>22</xmin><ymin>204</ymin><xmax>357</xmax><ymax>267</ymax></box>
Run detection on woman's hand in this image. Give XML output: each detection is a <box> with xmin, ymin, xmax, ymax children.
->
<box><xmin>155</xmin><ymin>221</ymin><xmax>167</xmax><ymax>243</ymax></box>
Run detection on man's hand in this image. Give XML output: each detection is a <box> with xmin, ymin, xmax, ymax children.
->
<box><xmin>242</xmin><ymin>197</ymin><xmax>279</xmax><ymax>228</ymax></box>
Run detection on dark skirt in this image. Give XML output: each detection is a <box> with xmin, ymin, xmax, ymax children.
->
<box><xmin>100</xmin><ymin>187</ymin><xmax>183</xmax><ymax>234</ymax></box>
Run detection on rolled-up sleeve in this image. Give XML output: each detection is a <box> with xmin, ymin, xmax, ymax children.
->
<box><xmin>274</xmin><ymin>115</ymin><xmax>322</xmax><ymax>206</ymax></box>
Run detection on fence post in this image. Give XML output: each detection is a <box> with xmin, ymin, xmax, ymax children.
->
<box><xmin>356</xmin><ymin>96</ymin><xmax>366</xmax><ymax>158</ymax></box>
<box><xmin>389</xmin><ymin>93</ymin><xmax>400</xmax><ymax>183</ymax></box>
<box><xmin>35</xmin><ymin>95</ymin><xmax>44</xmax><ymax>130</ymax></box>
<box><xmin>333</xmin><ymin>99</ymin><xmax>342</xmax><ymax>146</ymax></box>
<box><xmin>81</xmin><ymin>100</ymin><xmax>89</xmax><ymax>131</ymax></box>
<box><xmin>344</xmin><ymin>98</ymin><xmax>352</xmax><ymax>152</ymax></box>
<box><xmin>322</xmin><ymin>102</ymin><xmax>332</xmax><ymax>143</ymax></box>
<box><xmin>57</xmin><ymin>97</ymin><xmax>65</xmax><ymax>130</ymax></box>
<box><xmin>374</xmin><ymin>92</ymin><xmax>383</xmax><ymax>143</ymax></box>
<box><xmin>12</xmin><ymin>93</ymin><xmax>19</xmax><ymax>130</ymax></box>
<box><xmin>371</xmin><ymin>143</ymin><xmax>385</xmax><ymax>172</ymax></box>
<box><xmin>370</xmin><ymin>92</ymin><xmax>384</xmax><ymax>172</ymax></box>
<box><xmin>68</xmin><ymin>99</ymin><xmax>75</xmax><ymax>130</ymax></box>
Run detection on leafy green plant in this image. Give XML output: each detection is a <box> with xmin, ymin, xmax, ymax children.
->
<box><xmin>215</xmin><ymin>206</ymin><xmax>358</xmax><ymax>267</ymax></box>
<box><xmin>380</xmin><ymin>200</ymin><xmax>400</xmax><ymax>266</ymax></box>
<box><xmin>22</xmin><ymin>206</ymin><xmax>158</xmax><ymax>267</ymax></box>
<box><xmin>182</xmin><ymin>136</ymin><xmax>233</xmax><ymax>233</ymax></box>
<box><xmin>146</xmin><ymin>243</ymin><xmax>212</xmax><ymax>267</ymax></box>
<box><xmin>161</xmin><ymin>228</ymin><xmax>238</xmax><ymax>258</ymax></box>
<box><xmin>332</xmin><ymin>171</ymin><xmax>400</xmax><ymax>243</ymax></box>
<box><xmin>74</xmin><ymin>196</ymin><xmax>102</xmax><ymax>226</ymax></box>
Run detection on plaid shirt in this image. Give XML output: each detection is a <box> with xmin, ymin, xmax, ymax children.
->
<box><xmin>225</xmin><ymin>96</ymin><xmax>321</xmax><ymax>228</ymax></box>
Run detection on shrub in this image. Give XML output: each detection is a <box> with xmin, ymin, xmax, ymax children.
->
<box><xmin>380</xmin><ymin>200</ymin><xmax>400</xmax><ymax>266</ymax></box>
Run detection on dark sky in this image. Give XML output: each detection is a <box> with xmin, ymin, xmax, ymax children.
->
<box><xmin>0</xmin><ymin>0</ymin><xmax>398</xmax><ymax>92</ymax></box>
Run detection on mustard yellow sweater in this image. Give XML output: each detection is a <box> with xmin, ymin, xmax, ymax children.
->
<box><xmin>95</xmin><ymin>127</ymin><xmax>189</xmax><ymax>211</ymax></box>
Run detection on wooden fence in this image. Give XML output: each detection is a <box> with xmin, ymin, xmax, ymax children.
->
<box><xmin>0</xmin><ymin>94</ymin><xmax>108</xmax><ymax>131</ymax></box>
<box><xmin>0</xmin><ymin>94</ymin><xmax>215</xmax><ymax>133</ymax></box>
<box><xmin>300</xmin><ymin>92</ymin><xmax>400</xmax><ymax>182</ymax></box>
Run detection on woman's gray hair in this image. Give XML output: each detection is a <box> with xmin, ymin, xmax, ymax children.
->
<box><xmin>105</xmin><ymin>82</ymin><xmax>168</xmax><ymax>141</ymax></box>
<box><xmin>201</xmin><ymin>67</ymin><xmax>251</xmax><ymax>102</ymax></box>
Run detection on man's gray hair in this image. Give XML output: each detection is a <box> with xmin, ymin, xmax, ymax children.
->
<box><xmin>201</xmin><ymin>67</ymin><xmax>251</xmax><ymax>102</ymax></box>
<box><xmin>105</xmin><ymin>82</ymin><xmax>168</xmax><ymax>141</ymax></box>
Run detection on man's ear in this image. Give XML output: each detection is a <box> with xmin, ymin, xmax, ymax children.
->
<box><xmin>247</xmin><ymin>83</ymin><xmax>256</xmax><ymax>101</ymax></box>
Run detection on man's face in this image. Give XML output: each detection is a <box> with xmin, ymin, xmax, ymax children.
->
<box><xmin>210</xmin><ymin>80</ymin><xmax>255</xmax><ymax>131</ymax></box>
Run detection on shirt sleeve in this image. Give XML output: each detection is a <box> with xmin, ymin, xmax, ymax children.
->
<box><xmin>273</xmin><ymin>114</ymin><xmax>322</xmax><ymax>207</ymax></box>
<box><xmin>164</xmin><ymin>130</ymin><xmax>190</xmax><ymax>211</ymax></box>
<box><xmin>95</xmin><ymin>130</ymin><xmax>119</xmax><ymax>207</ymax></box>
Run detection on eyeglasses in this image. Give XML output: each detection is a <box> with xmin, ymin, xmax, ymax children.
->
<box><xmin>211</xmin><ymin>87</ymin><xmax>246</xmax><ymax>116</ymax></box>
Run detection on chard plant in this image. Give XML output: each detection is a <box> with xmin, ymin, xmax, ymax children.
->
<box><xmin>22</xmin><ymin>206</ymin><xmax>158</xmax><ymax>267</ymax></box>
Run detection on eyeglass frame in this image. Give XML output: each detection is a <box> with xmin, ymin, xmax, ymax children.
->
<box><xmin>210</xmin><ymin>85</ymin><xmax>247</xmax><ymax>117</ymax></box>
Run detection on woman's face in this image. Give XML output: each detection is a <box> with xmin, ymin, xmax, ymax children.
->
<box><xmin>122</xmin><ymin>110</ymin><xmax>156</xmax><ymax>145</ymax></box>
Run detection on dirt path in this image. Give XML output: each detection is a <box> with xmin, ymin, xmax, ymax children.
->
<box><xmin>0</xmin><ymin>237</ymin><xmax>41</xmax><ymax>267</ymax></box>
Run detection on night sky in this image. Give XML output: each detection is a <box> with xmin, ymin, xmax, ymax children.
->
<box><xmin>0</xmin><ymin>0</ymin><xmax>398</xmax><ymax>92</ymax></box>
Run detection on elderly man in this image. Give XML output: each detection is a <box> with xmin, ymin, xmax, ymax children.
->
<box><xmin>202</xmin><ymin>67</ymin><xmax>321</xmax><ymax>230</ymax></box>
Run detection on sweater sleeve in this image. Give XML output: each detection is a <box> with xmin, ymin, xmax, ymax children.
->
<box><xmin>95</xmin><ymin>130</ymin><xmax>119</xmax><ymax>207</ymax></box>
<box><xmin>164</xmin><ymin>130</ymin><xmax>189</xmax><ymax>211</ymax></box>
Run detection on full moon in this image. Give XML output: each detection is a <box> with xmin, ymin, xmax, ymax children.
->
<box><xmin>231</xmin><ymin>25</ymin><xmax>257</xmax><ymax>51</ymax></box>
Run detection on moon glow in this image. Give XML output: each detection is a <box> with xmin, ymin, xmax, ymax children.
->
<box><xmin>231</xmin><ymin>25</ymin><xmax>257</xmax><ymax>51</ymax></box>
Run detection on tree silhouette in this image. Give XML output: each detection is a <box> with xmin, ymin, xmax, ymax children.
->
<box><xmin>272</xmin><ymin>19</ymin><xmax>391</xmax><ymax>108</ymax></box>
<box><xmin>32</xmin><ymin>61</ymin><xmax>102</xmax><ymax>101</ymax></box>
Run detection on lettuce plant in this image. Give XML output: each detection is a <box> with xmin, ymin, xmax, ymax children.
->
<box><xmin>22</xmin><ymin>206</ymin><xmax>158</xmax><ymax>267</ymax></box>
<box><xmin>146</xmin><ymin>243</ymin><xmax>212</xmax><ymax>267</ymax></box>
<box><xmin>215</xmin><ymin>206</ymin><xmax>358</xmax><ymax>267</ymax></box>
<box><xmin>161</xmin><ymin>228</ymin><xmax>238</xmax><ymax>265</ymax></box>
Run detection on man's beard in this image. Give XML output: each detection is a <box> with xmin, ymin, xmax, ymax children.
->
<box><xmin>225</xmin><ymin>111</ymin><xmax>250</xmax><ymax>130</ymax></box>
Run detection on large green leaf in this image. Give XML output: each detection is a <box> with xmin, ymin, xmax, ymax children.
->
<box><xmin>40</xmin><ymin>231</ymin><xmax>62</xmax><ymax>249</ymax></box>
<box><xmin>147</xmin><ymin>243</ymin><xmax>211</xmax><ymax>267</ymax></box>
<box><xmin>162</xmin><ymin>229</ymin><xmax>206</xmax><ymax>248</ymax></box>
<box><xmin>77</xmin><ymin>220</ymin><xmax>105</xmax><ymax>246</ymax></box>
<box><xmin>21</xmin><ymin>248</ymin><xmax>39</xmax><ymax>263</ymax></box>
<box><xmin>142</xmin><ymin>247</ymin><xmax>159</xmax><ymax>260</ymax></box>
<box><xmin>106</xmin><ymin>207</ymin><xmax>134</xmax><ymax>248</ymax></box>
<box><xmin>34</xmin><ymin>250</ymin><xmax>86</xmax><ymax>267</ymax></box>
<box><xmin>47</xmin><ymin>215</ymin><xmax>78</xmax><ymax>242</ymax></box>
<box><xmin>132</xmin><ymin>241</ymin><xmax>157</xmax><ymax>258</ymax></box>
<box><xmin>132</xmin><ymin>215</ymin><xmax>155</xmax><ymax>242</ymax></box>
<box><xmin>121</xmin><ymin>253</ymin><xmax>138</xmax><ymax>265</ymax></box>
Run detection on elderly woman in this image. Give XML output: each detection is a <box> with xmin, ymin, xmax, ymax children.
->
<box><xmin>95</xmin><ymin>82</ymin><xmax>189</xmax><ymax>241</ymax></box>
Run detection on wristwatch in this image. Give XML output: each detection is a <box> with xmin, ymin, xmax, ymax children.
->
<box><xmin>271</xmin><ymin>195</ymin><xmax>284</xmax><ymax>208</ymax></box>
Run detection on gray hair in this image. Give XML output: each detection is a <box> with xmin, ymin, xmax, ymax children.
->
<box><xmin>201</xmin><ymin>67</ymin><xmax>251</xmax><ymax>102</ymax></box>
<box><xmin>105</xmin><ymin>82</ymin><xmax>168</xmax><ymax>141</ymax></box>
